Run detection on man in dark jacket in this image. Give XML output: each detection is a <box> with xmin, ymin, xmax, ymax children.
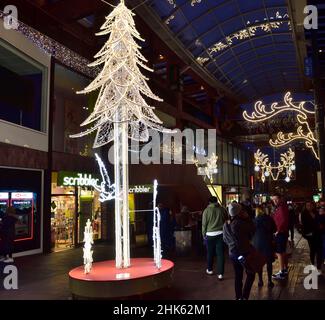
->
<box><xmin>223</xmin><ymin>203</ymin><xmax>256</xmax><ymax>300</ymax></box>
<box><xmin>0</xmin><ymin>206</ymin><xmax>18</xmax><ymax>263</ymax></box>
<box><xmin>271</xmin><ymin>193</ymin><xmax>289</xmax><ymax>280</ymax></box>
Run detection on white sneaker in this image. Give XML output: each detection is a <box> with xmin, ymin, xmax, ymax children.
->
<box><xmin>206</xmin><ymin>269</ymin><xmax>214</xmax><ymax>275</ymax></box>
<box><xmin>0</xmin><ymin>256</ymin><xmax>6</xmax><ymax>262</ymax></box>
<box><xmin>218</xmin><ymin>274</ymin><xmax>224</xmax><ymax>280</ymax></box>
<box><xmin>4</xmin><ymin>258</ymin><xmax>14</xmax><ymax>263</ymax></box>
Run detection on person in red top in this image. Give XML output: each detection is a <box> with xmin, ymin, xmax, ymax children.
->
<box><xmin>271</xmin><ymin>193</ymin><xmax>289</xmax><ymax>280</ymax></box>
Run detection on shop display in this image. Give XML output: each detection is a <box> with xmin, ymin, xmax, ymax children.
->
<box><xmin>51</xmin><ymin>196</ymin><xmax>75</xmax><ymax>251</ymax></box>
<box><xmin>51</xmin><ymin>173</ymin><xmax>104</xmax><ymax>252</ymax></box>
<box><xmin>70</xmin><ymin>0</ymin><xmax>169</xmax><ymax>269</ymax></box>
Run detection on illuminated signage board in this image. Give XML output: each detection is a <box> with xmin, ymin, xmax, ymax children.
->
<box><xmin>0</xmin><ymin>192</ymin><xmax>9</xmax><ymax>200</ymax></box>
<box><xmin>11</xmin><ymin>192</ymin><xmax>33</xmax><ymax>199</ymax></box>
<box><xmin>57</xmin><ymin>172</ymin><xmax>100</xmax><ymax>187</ymax></box>
<box><xmin>129</xmin><ymin>185</ymin><xmax>153</xmax><ymax>194</ymax></box>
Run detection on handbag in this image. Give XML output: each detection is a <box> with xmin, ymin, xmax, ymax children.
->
<box><xmin>243</xmin><ymin>246</ymin><xmax>267</xmax><ymax>274</ymax></box>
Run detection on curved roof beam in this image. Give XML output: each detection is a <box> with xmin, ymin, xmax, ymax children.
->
<box><xmin>217</xmin><ymin>49</ymin><xmax>297</xmax><ymax>71</ymax></box>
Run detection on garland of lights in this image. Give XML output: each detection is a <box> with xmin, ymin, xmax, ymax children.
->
<box><xmin>71</xmin><ymin>0</ymin><xmax>169</xmax><ymax>269</ymax></box>
<box><xmin>254</xmin><ymin>148</ymin><xmax>296</xmax><ymax>183</ymax></box>
<box><xmin>83</xmin><ymin>219</ymin><xmax>94</xmax><ymax>274</ymax></box>
<box><xmin>0</xmin><ymin>11</ymin><xmax>98</xmax><ymax>78</ymax></box>
<box><xmin>193</xmin><ymin>153</ymin><xmax>218</xmax><ymax>183</ymax></box>
<box><xmin>152</xmin><ymin>180</ymin><xmax>162</xmax><ymax>269</ymax></box>
<box><xmin>243</xmin><ymin>92</ymin><xmax>319</xmax><ymax>160</ymax></box>
<box><xmin>196</xmin><ymin>15</ymin><xmax>290</xmax><ymax>64</ymax></box>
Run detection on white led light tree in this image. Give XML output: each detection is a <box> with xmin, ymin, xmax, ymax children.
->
<box><xmin>152</xmin><ymin>180</ymin><xmax>162</xmax><ymax>269</ymax></box>
<box><xmin>83</xmin><ymin>219</ymin><xmax>94</xmax><ymax>274</ymax></box>
<box><xmin>71</xmin><ymin>0</ymin><xmax>168</xmax><ymax>268</ymax></box>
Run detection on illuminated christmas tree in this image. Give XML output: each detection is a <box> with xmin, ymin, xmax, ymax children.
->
<box><xmin>71</xmin><ymin>0</ymin><xmax>167</xmax><ymax>268</ymax></box>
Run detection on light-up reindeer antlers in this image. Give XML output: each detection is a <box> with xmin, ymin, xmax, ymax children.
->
<box><xmin>243</xmin><ymin>92</ymin><xmax>319</xmax><ymax>160</ymax></box>
<box><xmin>269</xmin><ymin>126</ymin><xmax>319</xmax><ymax>160</ymax></box>
<box><xmin>254</xmin><ymin>148</ymin><xmax>296</xmax><ymax>183</ymax></box>
<box><xmin>243</xmin><ymin>92</ymin><xmax>314</xmax><ymax>122</ymax></box>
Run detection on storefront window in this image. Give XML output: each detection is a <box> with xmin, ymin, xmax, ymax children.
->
<box><xmin>0</xmin><ymin>39</ymin><xmax>48</xmax><ymax>132</ymax></box>
<box><xmin>53</xmin><ymin>64</ymin><xmax>94</xmax><ymax>156</ymax></box>
<box><xmin>51</xmin><ymin>172</ymin><xmax>102</xmax><ymax>252</ymax></box>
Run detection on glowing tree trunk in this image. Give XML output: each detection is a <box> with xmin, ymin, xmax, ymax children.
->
<box><xmin>114</xmin><ymin>111</ymin><xmax>130</xmax><ymax>268</ymax></box>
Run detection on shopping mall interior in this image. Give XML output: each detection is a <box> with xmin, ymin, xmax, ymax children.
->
<box><xmin>0</xmin><ymin>0</ymin><xmax>324</xmax><ymax>305</ymax></box>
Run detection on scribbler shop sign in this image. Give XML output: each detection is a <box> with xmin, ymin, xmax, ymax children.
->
<box><xmin>129</xmin><ymin>185</ymin><xmax>153</xmax><ymax>194</ymax></box>
<box><xmin>57</xmin><ymin>172</ymin><xmax>100</xmax><ymax>187</ymax></box>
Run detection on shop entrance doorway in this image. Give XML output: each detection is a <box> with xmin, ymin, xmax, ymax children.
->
<box><xmin>51</xmin><ymin>195</ymin><xmax>75</xmax><ymax>252</ymax></box>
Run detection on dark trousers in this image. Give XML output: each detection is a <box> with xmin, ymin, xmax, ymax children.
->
<box><xmin>289</xmin><ymin>225</ymin><xmax>294</xmax><ymax>242</ymax></box>
<box><xmin>206</xmin><ymin>234</ymin><xmax>224</xmax><ymax>275</ymax></box>
<box><xmin>2</xmin><ymin>238</ymin><xmax>14</xmax><ymax>258</ymax></box>
<box><xmin>258</xmin><ymin>261</ymin><xmax>273</xmax><ymax>283</ymax></box>
<box><xmin>232</xmin><ymin>258</ymin><xmax>255</xmax><ymax>300</ymax></box>
<box><xmin>306</xmin><ymin>235</ymin><xmax>323</xmax><ymax>269</ymax></box>
<box><xmin>322</xmin><ymin>235</ymin><xmax>325</xmax><ymax>261</ymax></box>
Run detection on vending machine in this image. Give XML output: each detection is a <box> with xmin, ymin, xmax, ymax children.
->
<box><xmin>0</xmin><ymin>192</ymin><xmax>9</xmax><ymax>222</ymax></box>
<box><xmin>10</xmin><ymin>192</ymin><xmax>34</xmax><ymax>241</ymax></box>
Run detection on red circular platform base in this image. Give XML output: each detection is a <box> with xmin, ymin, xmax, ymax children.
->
<box><xmin>69</xmin><ymin>258</ymin><xmax>174</xmax><ymax>299</ymax></box>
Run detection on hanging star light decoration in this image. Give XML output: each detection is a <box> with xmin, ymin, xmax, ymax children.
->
<box><xmin>243</xmin><ymin>92</ymin><xmax>319</xmax><ymax>160</ymax></box>
<box><xmin>254</xmin><ymin>148</ymin><xmax>296</xmax><ymax>183</ymax></box>
<box><xmin>70</xmin><ymin>0</ymin><xmax>170</xmax><ymax>269</ymax></box>
<box><xmin>83</xmin><ymin>219</ymin><xmax>94</xmax><ymax>274</ymax></box>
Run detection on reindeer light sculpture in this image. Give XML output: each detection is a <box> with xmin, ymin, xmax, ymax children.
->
<box><xmin>243</xmin><ymin>92</ymin><xmax>319</xmax><ymax>160</ymax></box>
<box><xmin>254</xmin><ymin>148</ymin><xmax>296</xmax><ymax>183</ymax></box>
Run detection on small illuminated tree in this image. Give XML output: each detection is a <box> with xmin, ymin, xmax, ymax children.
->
<box><xmin>83</xmin><ymin>219</ymin><xmax>94</xmax><ymax>274</ymax></box>
<box><xmin>71</xmin><ymin>0</ymin><xmax>168</xmax><ymax>268</ymax></box>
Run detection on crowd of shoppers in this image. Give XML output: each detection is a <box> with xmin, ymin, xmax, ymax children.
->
<box><xmin>201</xmin><ymin>194</ymin><xmax>325</xmax><ymax>300</ymax></box>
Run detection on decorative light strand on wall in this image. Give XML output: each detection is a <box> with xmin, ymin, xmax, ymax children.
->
<box><xmin>0</xmin><ymin>11</ymin><xmax>98</xmax><ymax>78</ymax></box>
<box><xmin>243</xmin><ymin>92</ymin><xmax>319</xmax><ymax>160</ymax></box>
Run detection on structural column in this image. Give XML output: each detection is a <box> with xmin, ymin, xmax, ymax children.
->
<box><xmin>312</xmin><ymin>29</ymin><xmax>325</xmax><ymax>198</ymax></box>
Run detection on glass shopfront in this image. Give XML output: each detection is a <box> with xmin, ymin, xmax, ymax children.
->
<box><xmin>129</xmin><ymin>185</ymin><xmax>154</xmax><ymax>246</ymax></box>
<box><xmin>51</xmin><ymin>171</ymin><xmax>102</xmax><ymax>252</ymax></box>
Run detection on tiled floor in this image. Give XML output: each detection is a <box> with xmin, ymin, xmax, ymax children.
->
<box><xmin>0</xmin><ymin>234</ymin><xmax>323</xmax><ymax>300</ymax></box>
